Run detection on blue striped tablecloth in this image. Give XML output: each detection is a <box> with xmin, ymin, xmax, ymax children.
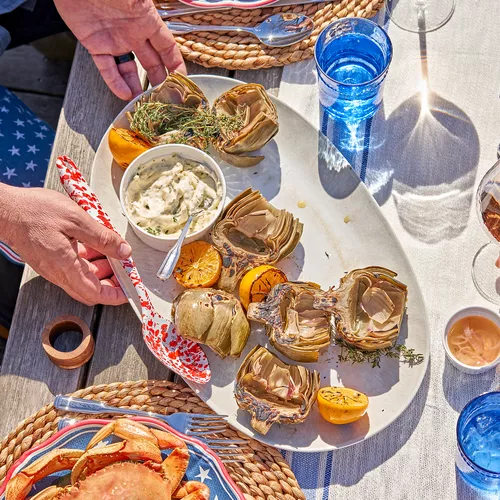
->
<box><xmin>280</xmin><ymin>4</ymin><xmax>500</xmax><ymax>499</ymax></box>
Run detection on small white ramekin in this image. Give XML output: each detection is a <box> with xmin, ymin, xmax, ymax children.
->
<box><xmin>119</xmin><ymin>144</ymin><xmax>226</xmax><ymax>252</ymax></box>
<box><xmin>443</xmin><ymin>306</ymin><xmax>500</xmax><ymax>374</ymax></box>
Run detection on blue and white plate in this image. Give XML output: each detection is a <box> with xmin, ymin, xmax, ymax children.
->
<box><xmin>0</xmin><ymin>417</ymin><xmax>244</xmax><ymax>499</ymax></box>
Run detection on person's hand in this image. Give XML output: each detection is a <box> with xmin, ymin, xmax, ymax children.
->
<box><xmin>0</xmin><ymin>186</ymin><xmax>132</xmax><ymax>306</ymax></box>
<box><xmin>53</xmin><ymin>0</ymin><xmax>186</xmax><ymax>100</ymax></box>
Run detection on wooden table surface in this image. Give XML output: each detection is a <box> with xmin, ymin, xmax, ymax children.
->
<box><xmin>0</xmin><ymin>45</ymin><xmax>282</xmax><ymax>438</ymax></box>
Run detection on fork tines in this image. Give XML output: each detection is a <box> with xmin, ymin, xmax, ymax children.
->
<box><xmin>189</xmin><ymin>414</ymin><xmax>228</xmax><ymax>420</ymax></box>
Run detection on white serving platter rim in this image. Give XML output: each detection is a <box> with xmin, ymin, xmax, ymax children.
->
<box><xmin>90</xmin><ymin>75</ymin><xmax>430</xmax><ymax>453</ymax></box>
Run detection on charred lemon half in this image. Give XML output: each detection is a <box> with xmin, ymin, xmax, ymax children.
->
<box><xmin>317</xmin><ymin>387</ymin><xmax>368</xmax><ymax>425</ymax></box>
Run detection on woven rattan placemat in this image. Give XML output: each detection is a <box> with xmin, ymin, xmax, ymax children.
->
<box><xmin>164</xmin><ymin>0</ymin><xmax>384</xmax><ymax>69</ymax></box>
<box><xmin>0</xmin><ymin>380</ymin><xmax>304</xmax><ymax>499</ymax></box>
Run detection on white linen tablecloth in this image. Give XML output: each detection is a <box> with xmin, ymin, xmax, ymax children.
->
<box><xmin>280</xmin><ymin>3</ymin><xmax>500</xmax><ymax>498</ymax></box>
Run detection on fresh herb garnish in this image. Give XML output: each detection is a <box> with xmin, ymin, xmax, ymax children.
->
<box><xmin>334</xmin><ymin>337</ymin><xmax>424</xmax><ymax>368</ymax></box>
<box><xmin>129</xmin><ymin>102</ymin><xmax>243</xmax><ymax>147</ymax></box>
<box><xmin>145</xmin><ymin>227</ymin><xmax>161</xmax><ymax>236</ymax></box>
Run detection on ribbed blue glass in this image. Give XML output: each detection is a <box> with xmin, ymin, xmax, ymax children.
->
<box><xmin>315</xmin><ymin>18</ymin><xmax>392</xmax><ymax>122</ymax></box>
<box><xmin>456</xmin><ymin>392</ymin><xmax>500</xmax><ymax>493</ymax></box>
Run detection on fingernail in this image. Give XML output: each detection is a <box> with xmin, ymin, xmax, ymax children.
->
<box><xmin>118</xmin><ymin>242</ymin><xmax>132</xmax><ymax>259</ymax></box>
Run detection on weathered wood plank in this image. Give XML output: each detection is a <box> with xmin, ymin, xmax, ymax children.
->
<box><xmin>86</xmin><ymin>305</ymin><xmax>173</xmax><ymax>384</ymax></box>
<box><xmin>0</xmin><ymin>44</ymin><xmax>72</xmax><ymax>97</ymax></box>
<box><xmin>186</xmin><ymin>63</ymin><xmax>229</xmax><ymax>77</ymax></box>
<box><xmin>12</xmin><ymin>91</ymin><xmax>63</xmax><ymax>130</ymax></box>
<box><xmin>234</xmin><ymin>67</ymin><xmax>283</xmax><ymax>96</ymax></box>
<box><xmin>0</xmin><ymin>44</ymin><xmax>146</xmax><ymax>437</ymax></box>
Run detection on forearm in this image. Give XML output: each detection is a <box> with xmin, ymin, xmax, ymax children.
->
<box><xmin>0</xmin><ymin>183</ymin><xmax>20</xmax><ymax>246</ymax></box>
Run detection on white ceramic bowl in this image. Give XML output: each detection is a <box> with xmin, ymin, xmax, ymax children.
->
<box><xmin>119</xmin><ymin>144</ymin><xmax>226</xmax><ymax>252</ymax></box>
<box><xmin>443</xmin><ymin>306</ymin><xmax>500</xmax><ymax>374</ymax></box>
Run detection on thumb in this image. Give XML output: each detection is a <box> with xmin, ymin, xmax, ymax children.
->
<box><xmin>67</xmin><ymin>210</ymin><xmax>132</xmax><ymax>260</ymax></box>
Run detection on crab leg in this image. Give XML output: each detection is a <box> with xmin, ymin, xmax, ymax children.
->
<box><xmin>71</xmin><ymin>438</ymin><xmax>162</xmax><ymax>484</ymax></box>
<box><xmin>30</xmin><ymin>486</ymin><xmax>67</xmax><ymax>500</ymax></box>
<box><xmin>5</xmin><ymin>449</ymin><xmax>82</xmax><ymax>500</ymax></box>
<box><xmin>86</xmin><ymin>419</ymin><xmax>186</xmax><ymax>451</ymax></box>
<box><xmin>173</xmin><ymin>481</ymin><xmax>210</xmax><ymax>500</ymax></box>
<box><xmin>160</xmin><ymin>447</ymin><xmax>190</xmax><ymax>493</ymax></box>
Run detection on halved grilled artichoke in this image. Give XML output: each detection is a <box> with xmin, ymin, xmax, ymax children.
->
<box><xmin>211</xmin><ymin>189</ymin><xmax>303</xmax><ymax>292</ymax></box>
<box><xmin>314</xmin><ymin>267</ymin><xmax>408</xmax><ymax>351</ymax></box>
<box><xmin>212</xmin><ymin>83</ymin><xmax>279</xmax><ymax>168</ymax></box>
<box><xmin>148</xmin><ymin>72</ymin><xmax>208</xmax><ymax>109</ymax></box>
<box><xmin>172</xmin><ymin>288</ymin><xmax>250</xmax><ymax>358</ymax></box>
<box><xmin>247</xmin><ymin>282</ymin><xmax>331</xmax><ymax>362</ymax></box>
<box><xmin>235</xmin><ymin>346</ymin><xmax>320</xmax><ymax>435</ymax></box>
<box><xmin>127</xmin><ymin>72</ymin><xmax>209</xmax><ymax>149</ymax></box>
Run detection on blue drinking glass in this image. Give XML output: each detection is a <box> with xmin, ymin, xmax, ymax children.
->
<box><xmin>314</xmin><ymin>18</ymin><xmax>393</xmax><ymax>122</ymax></box>
<box><xmin>456</xmin><ymin>391</ymin><xmax>500</xmax><ymax>493</ymax></box>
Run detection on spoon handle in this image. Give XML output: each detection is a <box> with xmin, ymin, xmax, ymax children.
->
<box><xmin>157</xmin><ymin>215</ymin><xmax>194</xmax><ymax>281</ymax></box>
<box><xmin>166</xmin><ymin>21</ymin><xmax>253</xmax><ymax>36</ymax></box>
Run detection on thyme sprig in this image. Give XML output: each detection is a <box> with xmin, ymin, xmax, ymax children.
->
<box><xmin>334</xmin><ymin>338</ymin><xmax>424</xmax><ymax>368</ymax></box>
<box><xmin>129</xmin><ymin>102</ymin><xmax>243</xmax><ymax>145</ymax></box>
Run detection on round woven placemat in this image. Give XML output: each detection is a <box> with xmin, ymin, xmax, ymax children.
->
<box><xmin>163</xmin><ymin>0</ymin><xmax>384</xmax><ymax>69</ymax></box>
<box><xmin>0</xmin><ymin>380</ymin><xmax>304</xmax><ymax>500</ymax></box>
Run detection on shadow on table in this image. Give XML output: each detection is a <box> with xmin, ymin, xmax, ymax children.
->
<box><xmin>0</xmin><ymin>276</ymin><xmax>96</xmax><ymax>397</ymax></box>
<box><xmin>377</xmin><ymin>91</ymin><xmax>479</xmax><ymax>243</ymax></box>
<box><xmin>280</xmin><ymin>57</ymin><xmax>317</xmax><ymax>87</ymax></box>
<box><xmin>317</xmin><ymin>130</ymin><xmax>361</xmax><ymax>200</ymax></box>
<box><xmin>442</xmin><ymin>358</ymin><xmax>496</xmax><ymax>413</ymax></box>
<box><xmin>85</xmin><ymin>303</ymin><xmax>175</xmax><ymax>385</ymax></box>
<box><xmin>329</xmin><ymin>359</ymin><xmax>431</xmax><ymax>486</ymax></box>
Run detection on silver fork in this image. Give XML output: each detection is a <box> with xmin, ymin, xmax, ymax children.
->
<box><xmin>54</xmin><ymin>395</ymin><xmax>246</xmax><ymax>462</ymax></box>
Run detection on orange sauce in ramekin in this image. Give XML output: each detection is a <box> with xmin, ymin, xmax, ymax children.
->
<box><xmin>447</xmin><ymin>315</ymin><xmax>500</xmax><ymax>367</ymax></box>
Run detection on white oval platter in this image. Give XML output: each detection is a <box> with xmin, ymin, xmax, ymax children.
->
<box><xmin>91</xmin><ymin>75</ymin><xmax>429</xmax><ymax>452</ymax></box>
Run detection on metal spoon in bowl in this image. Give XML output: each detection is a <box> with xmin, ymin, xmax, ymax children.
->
<box><xmin>157</xmin><ymin>209</ymin><xmax>203</xmax><ymax>281</ymax></box>
<box><xmin>166</xmin><ymin>13</ymin><xmax>315</xmax><ymax>48</ymax></box>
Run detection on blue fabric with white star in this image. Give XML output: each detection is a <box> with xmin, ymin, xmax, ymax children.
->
<box><xmin>0</xmin><ymin>85</ymin><xmax>53</xmax><ymax>265</ymax></box>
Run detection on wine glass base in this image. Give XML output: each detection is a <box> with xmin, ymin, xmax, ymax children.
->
<box><xmin>387</xmin><ymin>0</ymin><xmax>456</xmax><ymax>33</ymax></box>
<box><xmin>472</xmin><ymin>242</ymin><xmax>500</xmax><ymax>306</ymax></box>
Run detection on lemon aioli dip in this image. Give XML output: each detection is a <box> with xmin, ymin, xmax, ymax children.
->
<box><xmin>125</xmin><ymin>155</ymin><xmax>222</xmax><ymax>237</ymax></box>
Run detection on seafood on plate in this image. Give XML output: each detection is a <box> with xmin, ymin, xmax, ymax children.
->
<box><xmin>314</xmin><ymin>267</ymin><xmax>408</xmax><ymax>351</ymax></box>
<box><xmin>234</xmin><ymin>346</ymin><xmax>320</xmax><ymax>435</ymax></box>
<box><xmin>125</xmin><ymin>73</ymin><xmax>278</xmax><ymax>167</ymax></box>
<box><xmin>211</xmin><ymin>189</ymin><xmax>303</xmax><ymax>292</ymax></box>
<box><xmin>5</xmin><ymin>419</ymin><xmax>209</xmax><ymax>500</ymax></box>
<box><xmin>247</xmin><ymin>282</ymin><xmax>331</xmax><ymax>363</ymax></box>
<box><xmin>172</xmin><ymin>288</ymin><xmax>250</xmax><ymax>358</ymax></box>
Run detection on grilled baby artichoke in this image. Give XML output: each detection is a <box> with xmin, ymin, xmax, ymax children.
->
<box><xmin>127</xmin><ymin>74</ymin><xmax>278</xmax><ymax>167</ymax></box>
<box><xmin>314</xmin><ymin>267</ymin><xmax>408</xmax><ymax>351</ymax></box>
<box><xmin>127</xmin><ymin>72</ymin><xmax>209</xmax><ymax>149</ymax></box>
<box><xmin>172</xmin><ymin>288</ymin><xmax>250</xmax><ymax>358</ymax></box>
<box><xmin>247</xmin><ymin>282</ymin><xmax>331</xmax><ymax>362</ymax></box>
<box><xmin>211</xmin><ymin>189</ymin><xmax>303</xmax><ymax>292</ymax></box>
<box><xmin>212</xmin><ymin>83</ymin><xmax>279</xmax><ymax>167</ymax></box>
<box><xmin>235</xmin><ymin>346</ymin><xmax>320</xmax><ymax>435</ymax></box>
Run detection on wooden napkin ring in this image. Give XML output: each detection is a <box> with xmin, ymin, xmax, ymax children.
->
<box><xmin>42</xmin><ymin>315</ymin><xmax>94</xmax><ymax>370</ymax></box>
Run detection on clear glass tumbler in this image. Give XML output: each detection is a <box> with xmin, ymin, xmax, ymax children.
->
<box><xmin>386</xmin><ymin>0</ymin><xmax>455</xmax><ymax>33</ymax></box>
<box><xmin>472</xmin><ymin>158</ymin><xmax>500</xmax><ymax>305</ymax></box>
<box><xmin>314</xmin><ymin>18</ymin><xmax>393</xmax><ymax>122</ymax></box>
<box><xmin>456</xmin><ymin>392</ymin><xmax>500</xmax><ymax>493</ymax></box>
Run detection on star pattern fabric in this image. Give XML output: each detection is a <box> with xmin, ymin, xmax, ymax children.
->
<box><xmin>0</xmin><ymin>85</ymin><xmax>54</xmax><ymax>265</ymax></box>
